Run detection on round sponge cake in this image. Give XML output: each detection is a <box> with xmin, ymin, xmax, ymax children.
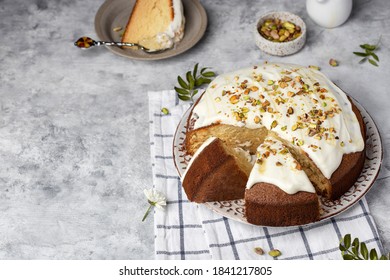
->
<box><xmin>182</xmin><ymin>62</ymin><xmax>366</xmax><ymax>226</ymax></box>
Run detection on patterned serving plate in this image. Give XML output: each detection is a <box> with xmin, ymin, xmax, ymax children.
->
<box><xmin>173</xmin><ymin>98</ymin><xmax>383</xmax><ymax>226</ymax></box>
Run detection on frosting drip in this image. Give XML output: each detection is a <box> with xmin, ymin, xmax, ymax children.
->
<box><xmin>181</xmin><ymin>136</ymin><xmax>217</xmax><ymax>181</ymax></box>
<box><xmin>156</xmin><ymin>0</ymin><xmax>185</xmax><ymax>50</ymax></box>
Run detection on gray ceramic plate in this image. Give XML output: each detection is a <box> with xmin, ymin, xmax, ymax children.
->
<box><xmin>94</xmin><ymin>0</ymin><xmax>207</xmax><ymax>60</ymax></box>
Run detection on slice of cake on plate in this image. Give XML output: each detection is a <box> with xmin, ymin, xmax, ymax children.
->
<box><xmin>121</xmin><ymin>0</ymin><xmax>185</xmax><ymax>51</ymax></box>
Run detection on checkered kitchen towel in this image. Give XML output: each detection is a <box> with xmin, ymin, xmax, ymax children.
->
<box><xmin>148</xmin><ymin>90</ymin><xmax>384</xmax><ymax>260</ymax></box>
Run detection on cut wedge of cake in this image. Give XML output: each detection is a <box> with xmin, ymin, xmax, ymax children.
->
<box><xmin>121</xmin><ymin>0</ymin><xmax>185</xmax><ymax>51</ymax></box>
<box><xmin>181</xmin><ymin>137</ymin><xmax>253</xmax><ymax>203</ymax></box>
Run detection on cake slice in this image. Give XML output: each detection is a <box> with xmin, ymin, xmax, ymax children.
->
<box><xmin>121</xmin><ymin>0</ymin><xmax>185</xmax><ymax>51</ymax></box>
<box><xmin>245</xmin><ymin>136</ymin><xmax>320</xmax><ymax>226</ymax></box>
<box><xmin>181</xmin><ymin>137</ymin><xmax>253</xmax><ymax>203</ymax></box>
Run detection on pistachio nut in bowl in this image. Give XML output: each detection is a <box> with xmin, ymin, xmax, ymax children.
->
<box><xmin>254</xmin><ymin>11</ymin><xmax>306</xmax><ymax>56</ymax></box>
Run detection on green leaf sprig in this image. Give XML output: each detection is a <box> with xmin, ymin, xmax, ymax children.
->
<box><xmin>339</xmin><ymin>234</ymin><xmax>389</xmax><ymax>260</ymax></box>
<box><xmin>353</xmin><ymin>36</ymin><xmax>381</xmax><ymax>67</ymax></box>
<box><xmin>175</xmin><ymin>63</ymin><xmax>216</xmax><ymax>101</ymax></box>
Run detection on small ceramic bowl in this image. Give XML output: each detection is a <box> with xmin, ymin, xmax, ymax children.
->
<box><xmin>254</xmin><ymin>11</ymin><xmax>306</xmax><ymax>56</ymax></box>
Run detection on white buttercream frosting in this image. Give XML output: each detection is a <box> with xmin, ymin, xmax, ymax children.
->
<box><xmin>192</xmin><ymin>62</ymin><xmax>364</xmax><ymax>179</ymax></box>
<box><xmin>156</xmin><ymin>0</ymin><xmax>185</xmax><ymax>50</ymax></box>
<box><xmin>246</xmin><ymin>136</ymin><xmax>315</xmax><ymax>194</ymax></box>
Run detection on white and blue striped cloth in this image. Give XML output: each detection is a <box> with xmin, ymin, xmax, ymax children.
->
<box><xmin>148</xmin><ymin>90</ymin><xmax>384</xmax><ymax>260</ymax></box>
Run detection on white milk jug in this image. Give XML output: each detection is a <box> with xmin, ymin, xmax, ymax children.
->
<box><xmin>306</xmin><ymin>0</ymin><xmax>353</xmax><ymax>28</ymax></box>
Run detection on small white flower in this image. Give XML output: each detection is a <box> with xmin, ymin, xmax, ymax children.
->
<box><xmin>142</xmin><ymin>188</ymin><xmax>166</xmax><ymax>221</ymax></box>
<box><xmin>144</xmin><ymin>189</ymin><xmax>166</xmax><ymax>209</ymax></box>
